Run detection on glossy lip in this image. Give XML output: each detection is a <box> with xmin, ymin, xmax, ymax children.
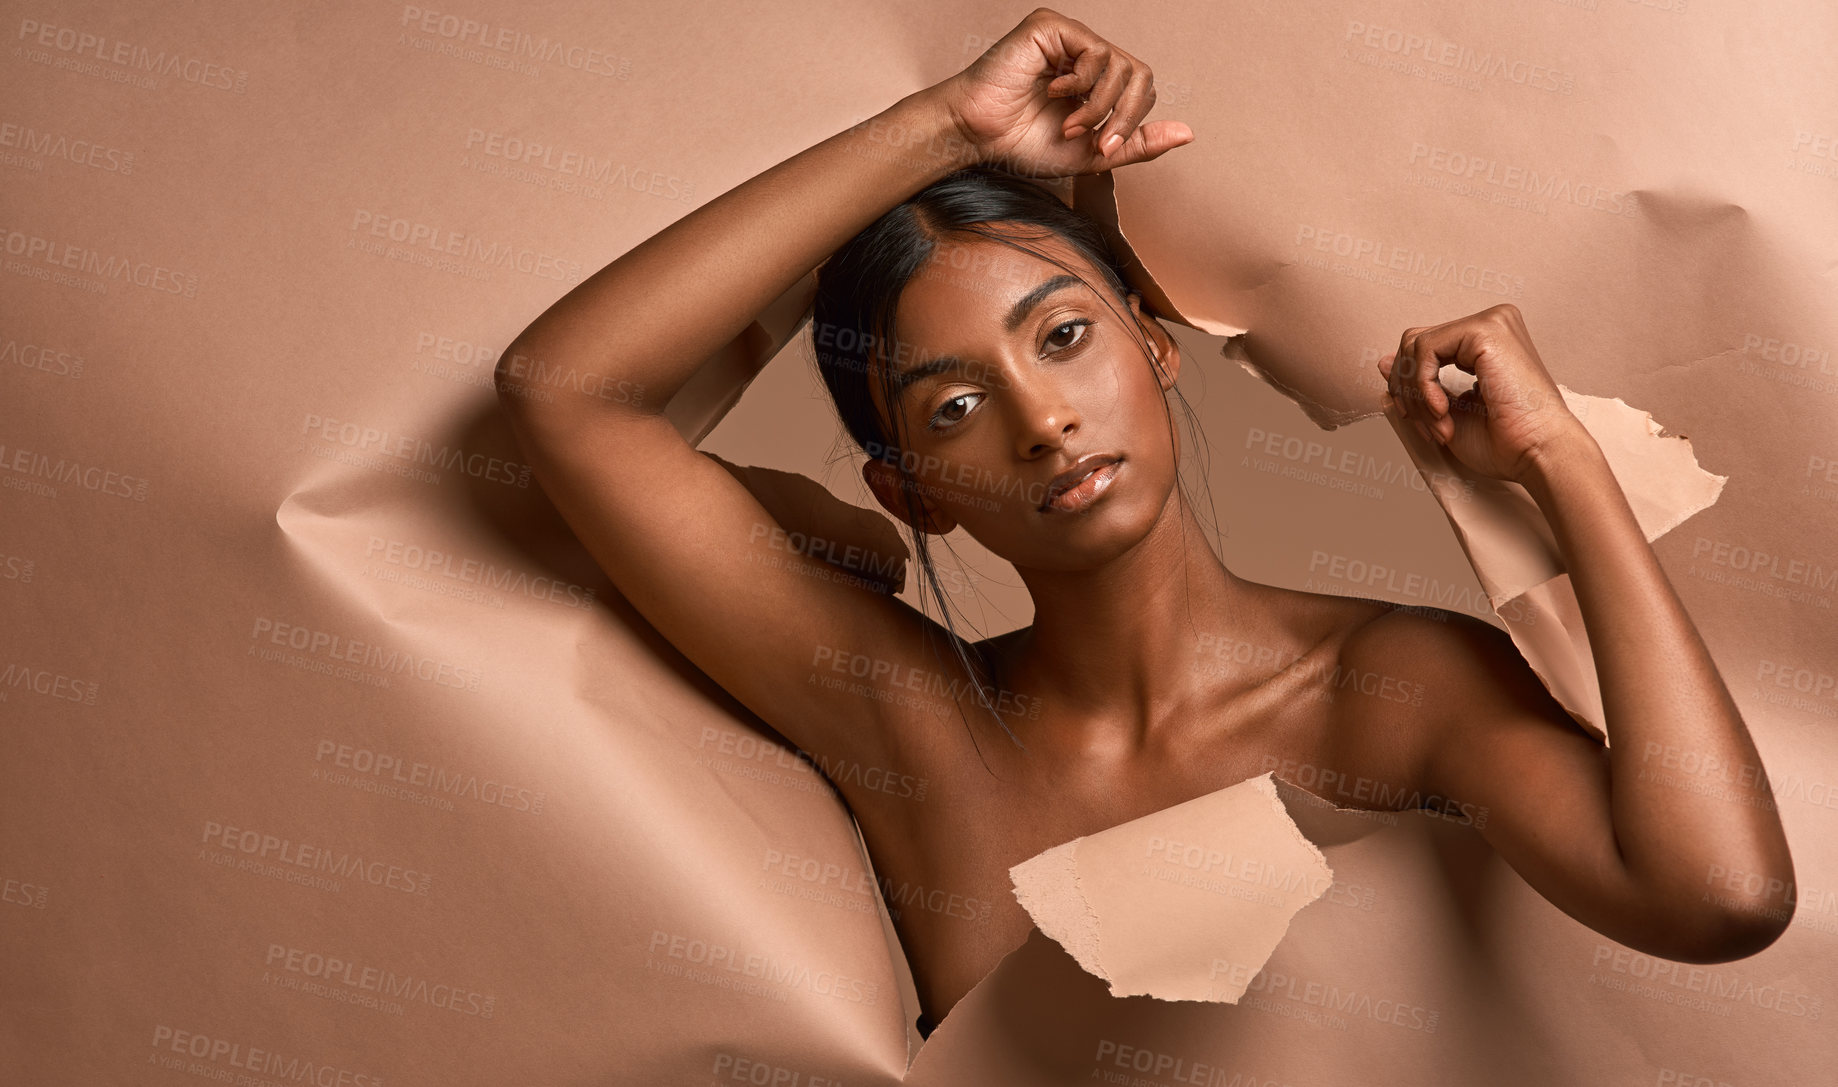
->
<box><xmin>1039</xmin><ymin>453</ymin><xmax>1123</xmax><ymax>512</ymax></box>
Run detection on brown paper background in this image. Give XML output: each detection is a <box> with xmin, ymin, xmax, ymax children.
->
<box><xmin>4</xmin><ymin>1</ymin><xmax>1834</xmax><ymax>1084</ymax></box>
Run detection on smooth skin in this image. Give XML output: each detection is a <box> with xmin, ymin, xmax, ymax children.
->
<box><xmin>496</xmin><ymin>6</ymin><xmax>1794</xmax><ymax>1026</ymax></box>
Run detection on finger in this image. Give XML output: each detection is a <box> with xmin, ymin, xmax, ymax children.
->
<box><xmin>1452</xmin><ymin>386</ymin><xmax>1485</xmax><ymax>423</ymax></box>
<box><xmin>1096</xmin><ymin>67</ymin><xmax>1158</xmax><ymax>159</ymax></box>
<box><xmin>1384</xmin><ymin>333</ymin><xmax>1411</xmax><ymax>424</ymax></box>
<box><xmin>1103</xmin><ymin>118</ymin><xmax>1194</xmax><ymax>166</ymax></box>
<box><xmin>1398</xmin><ymin>326</ymin><xmax>1452</xmax><ymax>438</ymax></box>
<box><xmin>1034</xmin><ymin>20</ymin><xmax>1110</xmax><ymax>134</ymax></box>
<box><xmin>1386</xmin><ymin>328</ymin><xmax>1420</xmax><ymax>406</ymax></box>
<box><xmin>1045</xmin><ymin>50</ymin><xmax>1097</xmax><ymax>104</ymax></box>
<box><xmin>1435</xmin><ymin>386</ymin><xmax>1486</xmax><ymax>450</ymax></box>
<box><xmin>1064</xmin><ymin>50</ymin><xmax>1131</xmax><ymax>141</ymax></box>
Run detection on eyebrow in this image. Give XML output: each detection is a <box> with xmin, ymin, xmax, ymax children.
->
<box><xmin>889</xmin><ymin>274</ymin><xmax>1088</xmax><ymax>395</ymax></box>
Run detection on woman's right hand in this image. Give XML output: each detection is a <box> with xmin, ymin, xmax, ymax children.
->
<box><xmin>929</xmin><ymin>7</ymin><xmax>1194</xmax><ymax>177</ymax></box>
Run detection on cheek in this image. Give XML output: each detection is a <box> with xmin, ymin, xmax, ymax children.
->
<box><xmin>1077</xmin><ymin>353</ymin><xmax>1129</xmax><ymax>426</ymax></box>
<box><xmin>1113</xmin><ymin>356</ymin><xmax>1173</xmax><ymax>448</ymax></box>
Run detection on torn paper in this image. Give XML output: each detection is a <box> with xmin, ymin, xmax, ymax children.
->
<box><xmin>1010</xmin><ymin>772</ymin><xmax>1332</xmax><ymax>1003</ymax></box>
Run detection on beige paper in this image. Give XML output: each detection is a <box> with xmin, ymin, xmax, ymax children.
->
<box><xmin>5</xmin><ymin>2</ymin><xmax>1833</xmax><ymax>1085</ymax></box>
<box><xmin>1011</xmin><ymin>772</ymin><xmax>1332</xmax><ymax>1003</ymax></box>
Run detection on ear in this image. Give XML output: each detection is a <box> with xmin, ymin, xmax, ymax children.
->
<box><xmin>862</xmin><ymin>458</ymin><xmax>959</xmax><ymax>535</ymax></box>
<box><xmin>1127</xmin><ymin>291</ymin><xmax>1181</xmax><ymax>391</ymax></box>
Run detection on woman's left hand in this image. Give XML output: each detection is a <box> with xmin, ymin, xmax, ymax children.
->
<box><xmin>930</xmin><ymin>7</ymin><xmax>1193</xmax><ymax>178</ymax></box>
<box><xmin>1378</xmin><ymin>304</ymin><xmax>1587</xmax><ymax>485</ymax></box>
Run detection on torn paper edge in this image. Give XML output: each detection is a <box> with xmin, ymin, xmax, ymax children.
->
<box><xmin>1073</xmin><ymin>167</ymin><xmax>1727</xmax><ymax>607</ymax></box>
<box><xmin>1008</xmin><ymin>839</ymin><xmax>1104</xmax><ymax>980</ymax></box>
<box><xmin>666</xmin><ymin>271</ymin><xmax>819</xmax><ymax>447</ymax></box>
<box><xmin>1383</xmin><ymin>385</ymin><xmax>1727</xmax><ymax>608</ymax></box>
<box><xmin>1007</xmin><ymin>772</ymin><xmax>1336</xmax><ymax>1006</ymax></box>
<box><xmin>1071</xmin><ymin>171</ymin><xmax>1248</xmax><ymax>340</ymax></box>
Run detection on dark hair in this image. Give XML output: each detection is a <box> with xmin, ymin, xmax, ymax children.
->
<box><xmin>807</xmin><ymin>165</ymin><xmax>1219</xmax><ymax>765</ymax></box>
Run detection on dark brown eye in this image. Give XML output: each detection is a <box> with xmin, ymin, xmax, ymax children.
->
<box><xmin>1045</xmin><ymin>319</ymin><xmax>1093</xmax><ymax>352</ymax></box>
<box><xmin>927</xmin><ymin>392</ymin><xmax>983</xmax><ymax>433</ymax></box>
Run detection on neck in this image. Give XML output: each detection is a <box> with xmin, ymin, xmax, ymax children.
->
<box><xmin>1003</xmin><ymin>490</ymin><xmax>1266</xmax><ymax>751</ymax></box>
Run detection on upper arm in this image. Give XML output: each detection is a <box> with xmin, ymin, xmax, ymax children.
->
<box><xmin>1354</xmin><ymin>609</ymin><xmax>1790</xmax><ymax>962</ymax></box>
<box><xmin>1405</xmin><ymin>615</ymin><xmax>1636</xmax><ymax>926</ymax></box>
<box><xmin>1344</xmin><ymin>610</ymin><xmax>1675</xmax><ymax>951</ymax></box>
<box><xmin>496</xmin><ymin>383</ymin><xmax>945</xmax><ymax>777</ymax></box>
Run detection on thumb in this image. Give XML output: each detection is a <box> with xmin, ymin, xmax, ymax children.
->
<box><xmin>1103</xmin><ymin>120</ymin><xmax>1195</xmax><ymax>167</ymax></box>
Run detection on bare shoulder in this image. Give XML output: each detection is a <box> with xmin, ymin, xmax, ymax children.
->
<box><xmin>1327</xmin><ymin>598</ymin><xmax>1596</xmax><ymax>807</ymax></box>
<box><xmin>1257</xmin><ymin>593</ymin><xmax>1557</xmax><ymax>813</ymax></box>
<box><xmin>1337</xmin><ymin>601</ymin><xmax>1586</xmax><ymax>732</ymax></box>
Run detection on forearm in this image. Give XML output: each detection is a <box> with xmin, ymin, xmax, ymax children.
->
<box><xmin>1522</xmin><ymin>429</ymin><xmax>1794</xmax><ymax>935</ymax></box>
<box><xmin>496</xmin><ymin>88</ymin><xmax>974</xmax><ymax>421</ymax></box>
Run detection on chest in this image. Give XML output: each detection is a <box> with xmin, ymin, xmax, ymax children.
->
<box><xmin>840</xmin><ymin>678</ymin><xmax>1387</xmax><ymax>1023</ymax></box>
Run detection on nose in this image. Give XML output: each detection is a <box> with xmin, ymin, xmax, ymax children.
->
<box><xmin>1006</xmin><ymin>366</ymin><xmax>1080</xmax><ymax>458</ymax></box>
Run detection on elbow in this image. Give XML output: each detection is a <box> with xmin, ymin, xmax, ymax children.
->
<box><xmin>1647</xmin><ymin>895</ymin><xmax>1795</xmax><ymax>964</ymax></box>
<box><xmin>492</xmin><ymin>341</ymin><xmax>531</xmax><ymax>411</ymax></box>
<box><xmin>1682</xmin><ymin>852</ymin><xmax>1799</xmax><ymax>961</ymax></box>
<box><xmin>1677</xmin><ymin>912</ymin><xmax>1792</xmax><ymax>964</ymax></box>
<box><xmin>494</xmin><ymin>339</ymin><xmax>567</xmax><ymax>425</ymax></box>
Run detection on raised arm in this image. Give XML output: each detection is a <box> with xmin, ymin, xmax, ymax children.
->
<box><xmin>491</xmin><ymin>8</ymin><xmax>1193</xmax><ymax>772</ymax></box>
<box><xmin>1375</xmin><ymin>304</ymin><xmax>1795</xmax><ymax>962</ymax></box>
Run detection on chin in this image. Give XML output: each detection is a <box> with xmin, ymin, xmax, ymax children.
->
<box><xmin>1020</xmin><ymin>493</ymin><xmax>1170</xmax><ymax>570</ymax></box>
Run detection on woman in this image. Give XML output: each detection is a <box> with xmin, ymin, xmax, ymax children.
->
<box><xmin>495</xmin><ymin>7</ymin><xmax>1794</xmax><ymax>1039</ymax></box>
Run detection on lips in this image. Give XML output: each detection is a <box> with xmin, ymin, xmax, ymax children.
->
<box><xmin>1040</xmin><ymin>453</ymin><xmax>1122</xmax><ymax>511</ymax></box>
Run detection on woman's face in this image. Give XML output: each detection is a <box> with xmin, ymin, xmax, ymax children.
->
<box><xmin>863</xmin><ymin>226</ymin><xmax>1183</xmax><ymax>572</ymax></box>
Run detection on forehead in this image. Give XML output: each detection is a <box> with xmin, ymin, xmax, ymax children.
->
<box><xmin>893</xmin><ymin>228</ymin><xmax>1102</xmax><ymax>345</ymax></box>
